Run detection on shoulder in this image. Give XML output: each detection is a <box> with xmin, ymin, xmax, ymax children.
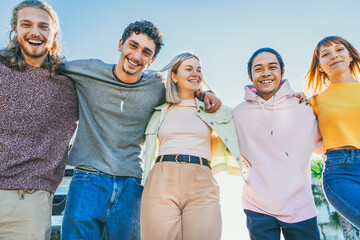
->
<box><xmin>233</xmin><ymin>101</ymin><xmax>249</xmax><ymax>114</ymax></box>
<box><xmin>65</xmin><ymin>59</ymin><xmax>108</xmax><ymax>69</ymax></box>
<box><xmin>201</xmin><ymin>104</ymin><xmax>233</xmax><ymax>123</ymax></box>
<box><xmin>142</xmin><ymin>70</ymin><xmax>164</xmax><ymax>84</ymax></box>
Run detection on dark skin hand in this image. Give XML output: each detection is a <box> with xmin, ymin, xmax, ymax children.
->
<box><xmin>293</xmin><ymin>92</ymin><xmax>311</xmax><ymax>105</ymax></box>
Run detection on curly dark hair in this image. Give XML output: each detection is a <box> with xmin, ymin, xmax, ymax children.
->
<box><xmin>122</xmin><ymin>20</ymin><xmax>164</xmax><ymax>58</ymax></box>
<box><xmin>0</xmin><ymin>0</ymin><xmax>63</xmax><ymax>78</ymax></box>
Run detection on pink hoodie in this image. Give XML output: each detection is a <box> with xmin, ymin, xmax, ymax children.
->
<box><xmin>233</xmin><ymin>80</ymin><xmax>320</xmax><ymax>223</ymax></box>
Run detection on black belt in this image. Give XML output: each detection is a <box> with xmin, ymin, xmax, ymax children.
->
<box><xmin>156</xmin><ymin>154</ymin><xmax>211</xmax><ymax>169</ymax></box>
<box><xmin>75</xmin><ymin>167</ymin><xmax>113</xmax><ymax>177</ymax></box>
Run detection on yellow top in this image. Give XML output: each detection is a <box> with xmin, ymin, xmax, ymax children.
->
<box><xmin>310</xmin><ymin>82</ymin><xmax>360</xmax><ymax>152</ymax></box>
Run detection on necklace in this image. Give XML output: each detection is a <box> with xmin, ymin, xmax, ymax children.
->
<box><xmin>119</xmin><ymin>88</ymin><xmax>132</xmax><ymax>112</ymax></box>
<box><xmin>113</xmin><ymin>65</ymin><xmax>143</xmax><ymax>112</ymax></box>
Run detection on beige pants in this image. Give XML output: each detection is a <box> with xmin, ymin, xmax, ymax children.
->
<box><xmin>0</xmin><ymin>189</ymin><xmax>53</xmax><ymax>240</ymax></box>
<box><xmin>141</xmin><ymin>161</ymin><xmax>222</xmax><ymax>240</ymax></box>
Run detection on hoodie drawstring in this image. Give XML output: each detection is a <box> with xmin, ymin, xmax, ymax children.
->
<box><xmin>255</xmin><ymin>95</ymin><xmax>289</xmax><ymax>157</ymax></box>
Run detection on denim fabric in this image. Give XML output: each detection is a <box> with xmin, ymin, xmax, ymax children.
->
<box><xmin>244</xmin><ymin>210</ymin><xmax>320</xmax><ymax>240</ymax></box>
<box><xmin>323</xmin><ymin>149</ymin><xmax>360</xmax><ymax>228</ymax></box>
<box><xmin>61</xmin><ymin>170</ymin><xmax>143</xmax><ymax>240</ymax></box>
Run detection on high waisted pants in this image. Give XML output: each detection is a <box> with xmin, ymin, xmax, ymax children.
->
<box><xmin>141</xmin><ymin>161</ymin><xmax>222</xmax><ymax>240</ymax></box>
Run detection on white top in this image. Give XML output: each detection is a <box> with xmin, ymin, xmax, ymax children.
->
<box><xmin>158</xmin><ymin>99</ymin><xmax>212</xmax><ymax>159</ymax></box>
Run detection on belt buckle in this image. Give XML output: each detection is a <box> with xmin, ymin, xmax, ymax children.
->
<box><xmin>175</xmin><ymin>154</ymin><xmax>185</xmax><ymax>164</ymax></box>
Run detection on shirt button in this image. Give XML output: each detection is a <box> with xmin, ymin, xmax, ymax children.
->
<box><xmin>210</xmin><ymin>121</ymin><xmax>214</xmax><ymax>125</ymax></box>
<box><xmin>224</xmin><ymin>138</ymin><xmax>228</xmax><ymax>142</ymax></box>
<box><xmin>197</xmin><ymin>110</ymin><xmax>200</xmax><ymax>113</ymax></box>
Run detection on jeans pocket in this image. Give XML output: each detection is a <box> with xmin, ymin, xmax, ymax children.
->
<box><xmin>326</xmin><ymin>155</ymin><xmax>350</xmax><ymax>170</ymax></box>
<box><xmin>71</xmin><ymin>170</ymin><xmax>96</xmax><ymax>182</ymax></box>
<box><xmin>130</xmin><ymin>177</ymin><xmax>144</xmax><ymax>189</ymax></box>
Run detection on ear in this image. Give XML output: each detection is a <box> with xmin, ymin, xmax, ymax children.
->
<box><xmin>53</xmin><ymin>31</ymin><xmax>58</xmax><ymax>40</ymax></box>
<box><xmin>13</xmin><ymin>28</ymin><xmax>17</xmax><ymax>35</ymax></box>
<box><xmin>318</xmin><ymin>65</ymin><xmax>324</xmax><ymax>72</ymax></box>
<box><xmin>350</xmin><ymin>55</ymin><xmax>353</xmax><ymax>62</ymax></box>
<box><xmin>171</xmin><ymin>72</ymin><xmax>177</xmax><ymax>84</ymax></box>
<box><xmin>248</xmin><ymin>74</ymin><xmax>253</xmax><ymax>82</ymax></box>
<box><xmin>281</xmin><ymin>67</ymin><xmax>285</xmax><ymax>79</ymax></box>
<box><xmin>118</xmin><ymin>39</ymin><xmax>124</xmax><ymax>52</ymax></box>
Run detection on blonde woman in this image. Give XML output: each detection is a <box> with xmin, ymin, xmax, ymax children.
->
<box><xmin>305</xmin><ymin>36</ymin><xmax>360</xmax><ymax>228</ymax></box>
<box><xmin>140</xmin><ymin>52</ymin><xmax>242</xmax><ymax>240</ymax></box>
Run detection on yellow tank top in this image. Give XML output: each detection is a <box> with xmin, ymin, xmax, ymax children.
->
<box><xmin>310</xmin><ymin>82</ymin><xmax>360</xmax><ymax>152</ymax></box>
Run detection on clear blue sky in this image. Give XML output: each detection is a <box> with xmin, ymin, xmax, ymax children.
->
<box><xmin>1</xmin><ymin>1</ymin><xmax>360</xmax><ymax>239</ymax></box>
<box><xmin>2</xmin><ymin>0</ymin><xmax>360</xmax><ymax>107</ymax></box>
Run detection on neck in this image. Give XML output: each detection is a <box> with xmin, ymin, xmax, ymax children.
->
<box><xmin>179</xmin><ymin>90</ymin><xmax>196</xmax><ymax>100</ymax></box>
<box><xmin>114</xmin><ymin>61</ymin><xmax>142</xmax><ymax>84</ymax></box>
<box><xmin>330</xmin><ymin>70</ymin><xmax>356</xmax><ymax>84</ymax></box>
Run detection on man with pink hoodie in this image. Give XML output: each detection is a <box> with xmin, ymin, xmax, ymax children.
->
<box><xmin>233</xmin><ymin>48</ymin><xmax>321</xmax><ymax>240</ymax></box>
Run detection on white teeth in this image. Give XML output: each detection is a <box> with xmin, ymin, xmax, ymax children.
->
<box><xmin>262</xmin><ymin>80</ymin><xmax>272</xmax><ymax>83</ymax></box>
<box><xmin>128</xmin><ymin>59</ymin><xmax>138</xmax><ymax>66</ymax></box>
<box><xmin>28</xmin><ymin>39</ymin><xmax>42</xmax><ymax>44</ymax></box>
<box><xmin>189</xmin><ymin>80</ymin><xmax>199</xmax><ymax>83</ymax></box>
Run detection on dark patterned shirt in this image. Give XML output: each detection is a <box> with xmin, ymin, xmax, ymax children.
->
<box><xmin>0</xmin><ymin>62</ymin><xmax>78</xmax><ymax>193</ymax></box>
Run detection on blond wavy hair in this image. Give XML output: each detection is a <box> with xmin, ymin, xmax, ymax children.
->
<box><xmin>0</xmin><ymin>0</ymin><xmax>63</xmax><ymax>77</ymax></box>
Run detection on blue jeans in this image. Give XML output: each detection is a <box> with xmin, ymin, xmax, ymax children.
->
<box><xmin>244</xmin><ymin>210</ymin><xmax>320</xmax><ymax>240</ymax></box>
<box><xmin>61</xmin><ymin>169</ymin><xmax>143</xmax><ymax>240</ymax></box>
<box><xmin>323</xmin><ymin>149</ymin><xmax>360</xmax><ymax>228</ymax></box>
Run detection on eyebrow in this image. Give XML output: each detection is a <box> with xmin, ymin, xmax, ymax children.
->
<box><xmin>129</xmin><ymin>40</ymin><xmax>154</xmax><ymax>54</ymax></box>
<box><xmin>184</xmin><ymin>65</ymin><xmax>200</xmax><ymax>68</ymax></box>
<box><xmin>320</xmin><ymin>44</ymin><xmax>342</xmax><ymax>54</ymax></box>
<box><xmin>253</xmin><ymin>62</ymin><xmax>278</xmax><ymax>68</ymax></box>
<box><xmin>19</xmin><ymin>19</ymin><xmax>50</xmax><ymax>26</ymax></box>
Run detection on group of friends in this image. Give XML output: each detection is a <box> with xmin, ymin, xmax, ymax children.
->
<box><xmin>0</xmin><ymin>1</ymin><xmax>359</xmax><ymax>240</ymax></box>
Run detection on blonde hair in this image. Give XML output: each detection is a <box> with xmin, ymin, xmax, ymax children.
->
<box><xmin>305</xmin><ymin>36</ymin><xmax>360</xmax><ymax>95</ymax></box>
<box><xmin>0</xmin><ymin>0</ymin><xmax>63</xmax><ymax>77</ymax></box>
<box><xmin>159</xmin><ymin>52</ymin><xmax>212</xmax><ymax>103</ymax></box>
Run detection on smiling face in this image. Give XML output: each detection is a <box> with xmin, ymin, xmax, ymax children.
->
<box><xmin>14</xmin><ymin>7</ymin><xmax>57</xmax><ymax>67</ymax></box>
<box><xmin>318</xmin><ymin>43</ymin><xmax>352</xmax><ymax>77</ymax></box>
<box><xmin>117</xmin><ymin>32</ymin><xmax>156</xmax><ymax>80</ymax></box>
<box><xmin>250</xmin><ymin>52</ymin><xmax>283</xmax><ymax>100</ymax></box>
<box><xmin>171</xmin><ymin>57</ymin><xmax>203</xmax><ymax>100</ymax></box>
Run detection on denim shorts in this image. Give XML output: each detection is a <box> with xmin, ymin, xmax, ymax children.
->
<box><xmin>323</xmin><ymin>149</ymin><xmax>360</xmax><ymax>228</ymax></box>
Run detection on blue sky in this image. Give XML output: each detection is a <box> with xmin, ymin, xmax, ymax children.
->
<box><xmin>2</xmin><ymin>0</ymin><xmax>360</xmax><ymax>107</ymax></box>
<box><xmin>1</xmin><ymin>1</ymin><xmax>360</xmax><ymax>239</ymax></box>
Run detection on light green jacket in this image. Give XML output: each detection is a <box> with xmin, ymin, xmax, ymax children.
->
<box><xmin>142</xmin><ymin>98</ymin><xmax>244</xmax><ymax>183</ymax></box>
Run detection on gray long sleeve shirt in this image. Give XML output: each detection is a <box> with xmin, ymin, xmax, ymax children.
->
<box><xmin>64</xmin><ymin>59</ymin><xmax>165</xmax><ymax>178</ymax></box>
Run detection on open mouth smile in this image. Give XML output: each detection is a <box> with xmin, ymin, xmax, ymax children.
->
<box><xmin>260</xmin><ymin>79</ymin><xmax>274</xmax><ymax>84</ymax></box>
<box><xmin>128</xmin><ymin>58</ymin><xmax>141</xmax><ymax>67</ymax></box>
<box><xmin>26</xmin><ymin>39</ymin><xmax>44</xmax><ymax>46</ymax></box>
<box><xmin>188</xmin><ymin>79</ymin><xmax>200</xmax><ymax>83</ymax></box>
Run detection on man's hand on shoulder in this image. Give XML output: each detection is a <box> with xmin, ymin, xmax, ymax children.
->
<box><xmin>293</xmin><ymin>92</ymin><xmax>311</xmax><ymax>106</ymax></box>
<box><xmin>204</xmin><ymin>91</ymin><xmax>222</xmax><ymax>113</ymax></box>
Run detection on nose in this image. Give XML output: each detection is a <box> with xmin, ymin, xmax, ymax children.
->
<box><xmin>133</xmin><ymin>50</ymin><xmax>141</xmax><ymax>61</ymax></box>
<box><xmin>29</xmin><ymin>25</ymin><xmax>41</xmax><ymax>37</ymax></box>
<box><xmin>330</xmin><ymin>50</ymin><xmax>338</xmax><ymax>60</ymax></box>
<box><xmin>262</xmin><ymin>68</ymin><xmax>271</xmax><ymax>76</ymax></box>
<box><xmin>191</xmin><ymin>70</ymin><xmax>202</xmax><ymax>79</ymax></box>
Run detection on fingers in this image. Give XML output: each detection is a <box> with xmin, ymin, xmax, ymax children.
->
<box><xmin>293</xmin><ymin>92</ymin><xmax>311</xmax><ymax>105</ymax></box>
<box><xmin>205</xmin><ymin>99</ymin><xmax>222</xmax><ymax>113</ymax></box>
<box><xmin>204</xmin><ymin>95</ymin><xmax>211</xmax><ymax>109</ymax></box>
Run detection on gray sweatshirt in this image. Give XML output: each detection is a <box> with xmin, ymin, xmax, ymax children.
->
<box><xmin>64</xmin><ymin>59</ymin><xmax>165</xmax><ymax>178</ymax></box>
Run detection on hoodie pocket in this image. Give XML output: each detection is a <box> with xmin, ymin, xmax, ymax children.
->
<box><xmin>244</xmin><ymin>165</ymin><xmax>306</xmax><ymax>213</ymax></box>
